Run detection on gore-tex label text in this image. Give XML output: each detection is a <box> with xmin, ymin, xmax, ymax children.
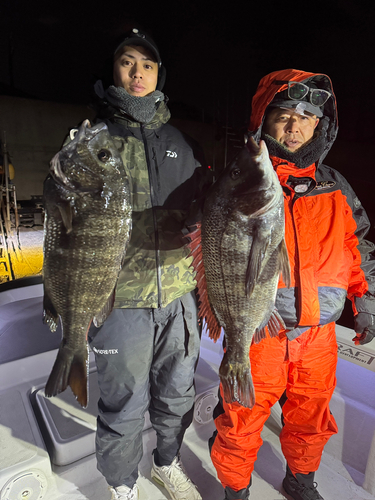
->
<box><xmin>92</xmin><ymin>347</ymin><xmax>119</xmax><ymax>355</ymax></box>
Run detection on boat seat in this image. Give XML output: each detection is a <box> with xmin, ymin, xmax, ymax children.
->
<box><xmin>0</xmin><ymin>296</ymin><xmax>62</xmax><ymax>364</ymax></box>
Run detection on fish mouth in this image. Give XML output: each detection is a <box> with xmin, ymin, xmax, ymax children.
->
<box><xmin>65</xmin><ymin>120</ymin><xmax>108</xmax><ymax>146</ymax></box>
<box><xmin>76</xmin><ymin>119</ymin><xmax>107</xmax><ymax>141</ymax></box>
<box><xmin>49</xmin><ymin>120</ymin><xmax>108</xmax><ymax>192</ymax></box>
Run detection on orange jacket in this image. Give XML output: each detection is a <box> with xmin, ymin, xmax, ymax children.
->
<box><xmin>248</xmin><ymin>69</ymin><xmax>375</xmax><ymax>338</ymax></box>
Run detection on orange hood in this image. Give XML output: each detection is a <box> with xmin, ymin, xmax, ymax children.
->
<box><xmin>248</xmin><ymin>69</ymin><xmax>338</xmax><ymax>167</ymax></box>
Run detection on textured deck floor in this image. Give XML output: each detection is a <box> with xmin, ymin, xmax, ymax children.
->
<box><xmin>50</xmin><ymin>400</ymin><xmax>375</xmax><ymax>500</ymax></box>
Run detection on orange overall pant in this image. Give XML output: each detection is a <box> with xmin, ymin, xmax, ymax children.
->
<box><xmin>210</xmin><ymin>323</ymin><xmax>339</xmax><ymax>491</ymax></box>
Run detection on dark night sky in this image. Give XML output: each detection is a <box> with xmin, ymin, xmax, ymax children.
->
<box><xmin>2</xmin><ymin>0</ymin><xmax>375</xmax><ymax>131</ymax></box>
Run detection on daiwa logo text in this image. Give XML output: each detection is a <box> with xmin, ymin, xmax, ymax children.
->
<box><xmin>315</xmin><ymin>181</ymin><xmax>336</xmax><ymax>191</ymax></box>
<box><xmin>166</xmin><ymin>150</ymin><xmax>177</xmax><ymax>158</ymax></box>
<box><xmin>92</xmin><ymin>347</ymin><xmax>119</xmax><ymax>355</ymax></box>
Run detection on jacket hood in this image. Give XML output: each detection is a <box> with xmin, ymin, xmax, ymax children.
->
<box><xmin>248</xmin><ymin>69</ymin><xmax>338</xmax><ymax>167</ymax></box>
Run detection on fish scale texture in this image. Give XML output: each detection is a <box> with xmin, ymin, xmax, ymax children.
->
<box><xmin>202</xmin><ymin>191</ymin><xmax>284</xmax><ymax>352</ymax></box>
<box><xmin>44</xmin><ymin>198</ymin><xmax>130</xmax><ymax>336</ymax></box>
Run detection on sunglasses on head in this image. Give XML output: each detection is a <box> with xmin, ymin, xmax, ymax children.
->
<box><xmin>273</xmin><ymin>80</ymin><xmax>331</xmax><ymax>107</ymax></box>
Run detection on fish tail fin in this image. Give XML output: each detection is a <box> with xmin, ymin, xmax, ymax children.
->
<box><xmin>219</xmin><ymin>353</ymin><xmax>255</xmax><ymax>408</ymax></box>
<box><xmin>45</xmin><ymin>344</ymin><xmax>88</xmax><ymax>408</ymax></box>
<box><xmin>68</xmin><ymin>353</ymin><xmax>89</xmax><ymax>408</ymax></box>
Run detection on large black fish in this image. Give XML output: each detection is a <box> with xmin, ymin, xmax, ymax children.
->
<box><xmin>190</xmin><ymin>138</ymin><xmax>290</xmax><ymax>408</ymax></box>
<box><xmin>43</xmin><ymin>120</ymin><xmax>132</xmax><ymax>407</ymax></box>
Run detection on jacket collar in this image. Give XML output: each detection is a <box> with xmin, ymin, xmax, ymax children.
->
<box><xmin>271</xmin><ymin>156</ymin><xmax>316</xmax><ymax>193</ymax></box>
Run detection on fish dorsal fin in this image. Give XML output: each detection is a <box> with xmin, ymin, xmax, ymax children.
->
<box><xmin>187</xmin><ymin>223</ymin><xmax>222</xmax><ymax>341</ymax></box>
<box><xmin>252</xmin><ymin>308</ymin><xmax>286</xmax><ymax>344</ymax></box>
<box><xmin>245</xmin><ymin>224</ymin><xmax>270</xmax><ymax>297</ymax></box>
<box><xmin>279</xmin><ymin>239</ymin><xmax>291</xmax><ymax>288</ymax></box>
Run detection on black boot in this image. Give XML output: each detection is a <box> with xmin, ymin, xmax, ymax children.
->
<box><xmin>223</xmin><ymin>478</ymin><xmax>251</xmax><ymax>499</ymax></box>
<box><xmin>283</xmin><ymin>466</ymin><xmax>324</xmax><ymax>500</ymax></box>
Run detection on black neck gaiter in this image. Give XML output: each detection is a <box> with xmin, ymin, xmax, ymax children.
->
<box><xmin>94</xmin><ymin>80</ymin><xmax>165</xmax><ymax>124</ymax></box>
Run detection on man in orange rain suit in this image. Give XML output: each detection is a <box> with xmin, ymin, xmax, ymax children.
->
<box><xmin>209</xmin><ymin>69</ymin><xmax>375</xmax><ymax>500</ymax></box>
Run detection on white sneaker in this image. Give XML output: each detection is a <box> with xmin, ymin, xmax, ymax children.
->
<box><xmin>109</xmin><ymin>483</ymin><xmax>139</xmax><ymax>500</ymax></box>
<box><xmin>151</xmin><ymin>455</ymin><xmax>202</xmax><ymax>500</ymax></box>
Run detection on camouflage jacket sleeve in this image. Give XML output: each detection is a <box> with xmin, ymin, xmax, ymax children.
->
<box><xmin>183</xmin><ymin>143</ymin><xmax>214</xmax><ymax>231</ymax></box>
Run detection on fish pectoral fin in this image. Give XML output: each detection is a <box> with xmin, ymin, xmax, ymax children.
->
<box><xmin>57</xmin><ymin>200</ymin><xmax>74</xmax><ymax>234</ymax></box>
<box><xmin>245</xmin><ymin>228</ymin><xmax>270</xmax><ymax>296</ymax></box>
<box><xmin>93</xmin><ymin>290</ymin><xmax>116</xmax><ymax>327</ymax></box>
<box><xmin>279</xmin><ymin>239</ymin><xmax>291</xmax><ymax>288</ymax></box>
<box><xmin>253</xmin><ymin>308</ymin><xmax>286</xmax><ymax>344</ymax></box>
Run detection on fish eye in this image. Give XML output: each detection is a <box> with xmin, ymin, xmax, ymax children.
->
<box><xmin>230</xmin><ymin>168</ymin><xmax>241</xmax><ymax>180</ymax></box>
<box><xmin>97</xmin><ymin>149</ymin><xmax>111</xmax><ymax>162</ymax></box>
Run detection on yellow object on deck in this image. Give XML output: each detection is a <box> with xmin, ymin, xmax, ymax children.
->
<box><xmin>0</xmin><ymin>227</ymin><xmax>43</xmax><ymax>284</ymax></box>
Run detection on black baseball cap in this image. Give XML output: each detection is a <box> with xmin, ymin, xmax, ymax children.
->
<box><xmin>268</xmin><ymin>98</ymin><xmax>323</xmax><ymax>117</ymax></box>
<box><xmin>114</xmin><ymin>28</ymin><xmax>162</xmax><ymax>67</ymax></box>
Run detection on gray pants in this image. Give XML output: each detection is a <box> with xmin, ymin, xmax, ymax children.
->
<box><xmin>88</xmin><ymin>291</ymin><xmax>201</xmax><ymax>488</ymax></box>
